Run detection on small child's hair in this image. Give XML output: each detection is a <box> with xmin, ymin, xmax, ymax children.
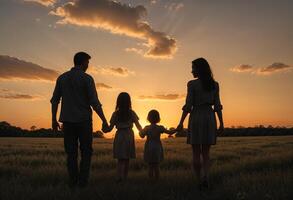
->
<box><xmin>147</xmin><ymin>109</ymin><xmax>160</xmax><ymax>124</ymax></box>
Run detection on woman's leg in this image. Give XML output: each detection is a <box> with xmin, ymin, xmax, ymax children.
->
<box><xmin>153</xmin><ymin>163</ymin><xmax>160</xmax><ymax>180</ymax></box>
<box><xmin>117</xmin><ymin>159</ymin><xmax>124</xmax><ymax>181</ymax></box>
<box><xmin>148</xmin><ymin>163</ymin><xmax>154</xmax><ymax>178</ymax></box>
<box><xmin>202</xmin><ymin>145</ymin><xmax>211</xmax><ymax>181</ymax></box>
<box><xmin>192</xmin><ymin>144</ymin><xmax>201</xmax><ymax>181</ymax></box>
<box><xmin>123</xmin><ymin>159</ymin><xmax>129</xmax><ymax>180</ymax></box>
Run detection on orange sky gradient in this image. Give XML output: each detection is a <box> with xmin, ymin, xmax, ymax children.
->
<box><xmin>0</xmin><ymin>0</ymin><xmax>293</xmax><ymax>138</ymax></box>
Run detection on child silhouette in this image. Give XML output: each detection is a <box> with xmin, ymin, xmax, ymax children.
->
<box><xmin>103</xmin><ymin>92</ymin><xmax>142</xmax><ymax>182</ymax></box>
<box><xmin>139</xmin><ymin>109</ymin><xmax>177</xmax><ymax>180</ymax></box>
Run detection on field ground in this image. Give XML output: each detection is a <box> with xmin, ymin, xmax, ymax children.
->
<box><xmin>0</xmin><ymin>136</ymin><xmax>292</xmax><ymax>200</ymax></box>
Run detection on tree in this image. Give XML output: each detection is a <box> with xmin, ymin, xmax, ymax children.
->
<box><xmin>30</xmin><ymin>125</ymin><xmax>37</xmax><ymax>131</ymax></box>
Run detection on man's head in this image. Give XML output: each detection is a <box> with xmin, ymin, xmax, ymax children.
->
<box><xmin>73</xmin><ymin>52</ymin><xmax>91</xmax><ymax>71</ymax></box>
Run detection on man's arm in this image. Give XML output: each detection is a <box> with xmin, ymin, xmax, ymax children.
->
<box><xmin>86</xmin><ymin>76</ymin><xmax>108</xmax><ymax>128</ymax></box>
<box><xmin>50</xmin><ymin>77</ymin><xmax>62</xmax><ymax>132</ymax></box>
<box><xmin>51</xmin><ymin>103</ymin><xmax>60</xmax><ymax>132</ymax></box>
<box><xmin>92</xmin><ymin>105</ymin><xmax>107</xmax><ymax>123</ymax></box>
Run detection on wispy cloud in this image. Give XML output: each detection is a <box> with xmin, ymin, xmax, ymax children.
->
<box><xmin>50</xmin><ymin>0</ymin><xmax>177</xmax><ymax>59</ymax></box>
<box><xmin>230</xmin><ymin>64</ymin><xmax>254</xmax><ymax>73</ymax></box>
<box><xmin>24</xmin><ymin>0</ymin><xmax>56</xmax><ymax>7</ymax></box>
<box><xmin>165</xmin><ymin>2</ymin><xmax>184</xmax><ymax>11</ymax></box>
<box><xmin>230</xmin><ymin>62</ymin><xmax>292</xmax><ymax>75</ymax></box>
<box><xmin>0</xmin><ymin>89</ymin><xmax>42</xmax><ymax>100</ymax></box>
<box><xmin>96</xmin><ymin>66</ymin><xmax>135</xmax><ymax>77</ymax></box>
<box><xmin>256</xmin><ymin>63</ymin><xmax>292</xmax><ymax>75</ymax></box>
<box><xmin>0</xmin><ymin>55</ymin><xmax>59</xmax><ymax>81</ymax></box>
<box><xmin>125</xmin><ymin>47</ymin><xmax>144</xmax><ymax>56</ymax></box>
<box><xmin>138</xmin><ymin>93</ymin><xmax>185</xmax><ymax>101</ymax></box>
<box><xmin>149</xmin><ymin>0</ymin><xmax>158</xmax><ymax>5</ymax></box>
<box><xmin>96</xmin><ymin>82</ymin><xmax>112</xmax><ymax>90</ymax></box>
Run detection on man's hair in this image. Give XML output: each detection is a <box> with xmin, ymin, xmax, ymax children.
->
<box><xmin>74</xmin><ymin>52</ymin><xmax>91</xmax><ymax>66</ymax></box>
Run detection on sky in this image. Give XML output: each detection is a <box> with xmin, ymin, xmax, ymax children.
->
<box><xmin>0</xmin><ymin>0</ymin><xmax>293</xmax><ymax>137</ymax></box>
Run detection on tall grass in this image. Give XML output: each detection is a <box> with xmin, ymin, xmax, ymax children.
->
<box><xmin>0</xmin><ymin>136</ymin><xmax>292</xmax><ymax>200</ymax></box>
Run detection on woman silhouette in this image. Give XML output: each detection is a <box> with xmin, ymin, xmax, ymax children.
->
<box><xmin>177</xmin><ymin>58</ymin><xmax>224</xmax><ymax>189</ymax></box>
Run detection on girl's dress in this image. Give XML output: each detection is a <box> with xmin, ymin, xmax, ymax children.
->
<box><xmin>182</xmin><ymin>79</ymin><xmax>222</xmax><ymax>145</ymax></box>
<box><xmin>110</xmin><ymin>110</ymin><xmax>139</xmax><ymax>159</ymax></box>
<box><xmin>140</xmin><ymin>125</ymin><xmax>167</xmax><ymax>163</ymax></box>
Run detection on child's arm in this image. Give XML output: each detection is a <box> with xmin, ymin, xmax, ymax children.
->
<box><xmin>163</xmin><ymin>127</ymin><xmax>177</xmax><ymax>135</ymax></box>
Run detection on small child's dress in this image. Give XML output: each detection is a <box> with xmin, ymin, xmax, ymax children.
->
<box><xmin>110</xmin><ymin>110</ymin><xmax>139</xmax><ymax>159</ymax></box>
<box><xmin>140</xmin><ymin>124</ymin><xmax>168</xmax><ymax>163</ymax></box>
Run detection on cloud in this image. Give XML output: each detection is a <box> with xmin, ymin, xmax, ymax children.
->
<box><xmin>24</xmin><ymin>0</ymin><xmax>56</xmax><ymax>7</ymax></box>
<box><xmin>96</xmin><ymin>82</ymin><xmax>112</xmax><ymax>90</ymax></box>
<box><xmin>230</xmin><ymin>62</ymin><xmax>292</xmax><ymax>75</ymax></box>
<box><xmin>138</xmin><ymin>93</ymin><xmax>185</xmax><ymax>101</ymax></box>
<box><xmin>125</xmin><ymin>47</ymin><xmax>144</xmax><ymax>56</ymax></box>
<box><xmin>0</xmin><ymin>89</ymin><xmax>41</xmax><ymax>100</ymax></box>
<box><xmin>257</xmin><ymin>62</ymin><xmax>292</xmax><ymax>75</ymax></box>
<box><xmin>149</xmin><ymin>0</ymin><xmax>158</xmax><ymax>5</ymax></box>
<box><xmin>50</xmin><ymin>0</ymin><xmax>177</xmax><ymax>58</ymax></box>
<box><xmin>165</xmin><ymin>2</ymin><xmax>184</xmax><ymax>11</ymax></box>
<box><xmin>230</xmin><ymin>64</ymin><xmax>254</xmax><ymax>73</ymax></box>
<box><xmin>97</xmin><ymin>67</ymin><xmax>134</xmax><ymax>77</ymax></box>
<box><xmin>0</xmin><ymin>55</ymin><xmax>59</xmax><ymax>81</ymax></box>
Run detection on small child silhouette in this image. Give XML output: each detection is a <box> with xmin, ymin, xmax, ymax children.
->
<box><xmin>139</xmin><ymin>109</ymin><xmax>177</xmax><ymax>180</ymax></box>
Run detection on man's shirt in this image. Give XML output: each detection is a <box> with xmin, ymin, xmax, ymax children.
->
<box><xmin>50</xmin><ymin>67</ymin><xmax>102</xmax><ymax>122</ymax></box>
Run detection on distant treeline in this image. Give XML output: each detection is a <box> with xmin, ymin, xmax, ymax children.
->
<box><xmin>0</xmin><ymin>121</ymin><xmax>104</xmax><ymax>138</ymax></box>
<box><xmin>175</xmin><ymin>126</ymin><xmax>293</xmax><ymax>137</ymax></box>
<box><xmin>0</xmin><ymin>121</ymin><xmax>292</xmax><ymax>138</ymax></box>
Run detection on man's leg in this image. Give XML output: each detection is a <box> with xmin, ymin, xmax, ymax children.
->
<box><xmin>78</xmin><ymin>121</ymin><xmax>93</xmax><ymax>187</ymax></box>
<box><xmin>63</xmin><ymin>122</ymin><xmax>79</xmax><ymax>187</ymax></box>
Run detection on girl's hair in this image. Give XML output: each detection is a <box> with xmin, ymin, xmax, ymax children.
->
<box><xmin>115</xmin><ymin>92</ymin><xmax>132</xmax><ymax>122</ymax></box>
<box><xmin>147</xmin><ymin>109</ymin><xmax>160</xmax><ymax>124</ymax></box>
<box><xmin>192</xmin><ymin>58</ymin><xmax>216</xmax><ymax>91</ymax></box>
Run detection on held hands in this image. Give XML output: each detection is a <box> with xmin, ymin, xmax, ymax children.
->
<box><xmin>52</xmin><ymin>120</ymin><xmax>61</xmax><ymax>132</ymax></box>
<box><xmin>138</xmin><ymin>131</ymin><xmax>145</xmax><ymax>138</ymax></box>
<box><xmin>101</xmin><ymin>121</ymin><xmax>109</xmax><ymax>133</ymax></box>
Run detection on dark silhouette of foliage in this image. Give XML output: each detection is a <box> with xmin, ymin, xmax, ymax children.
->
<box><xmin>173</xmin><ymin>126</ymin><xmax>293</xmax><ymax>137</ymax></box>
<box><xmin>1</xmin><ymin>121</ymin><xmax>292</xmax><ymax>138</ymax></box>
<box><xmin>0</xmin><ymin>121</ymin><xmax>104</xmax><ymax>138</ymax></box>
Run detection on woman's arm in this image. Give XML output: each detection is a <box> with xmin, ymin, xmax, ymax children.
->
<box><xmin>177</xmin><ymin>81</ymin><xmax>193</xmax><ymax>130</ymax></box>
<box><xmin>177</xmin><ymin>111</ymin><xmax>188</xmax><ymax>131</ymax></box>
<box><xmin>216</xmin><ymin>110</ymin><xmax>224</xmax><ymax>133</ymax></box>
<box><xmin>214</xmin><ymin>82</ymin><xmax>224</xmax><ymax>134</ymax></box>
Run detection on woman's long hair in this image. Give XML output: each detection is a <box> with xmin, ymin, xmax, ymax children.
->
<box><xmin>192</xmin><ymin>58</ymin><xmax>216</xmax><ymax>91</ymax></box>
<box><xmin>115</xmin><ymin>92</ymin><xmax>132</xmax><ymax>122</ymax></box>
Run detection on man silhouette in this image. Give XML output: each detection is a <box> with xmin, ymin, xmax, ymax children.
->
<box><xmin>50</xmin><ymin>52</ymin><xmax>108</xmax><ymax>187</ymax></box>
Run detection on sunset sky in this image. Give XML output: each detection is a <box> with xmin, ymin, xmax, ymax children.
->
<box><xmin>0</xmin><ymin>0</ymin><xmax>292</xmax><ymax>137</ymax></box>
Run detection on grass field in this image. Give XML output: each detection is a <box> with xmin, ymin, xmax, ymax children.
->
<box><xmin>0</xmin><ymin>136</ymin><xmax>292</xmax><ymax>200</ymax></box>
